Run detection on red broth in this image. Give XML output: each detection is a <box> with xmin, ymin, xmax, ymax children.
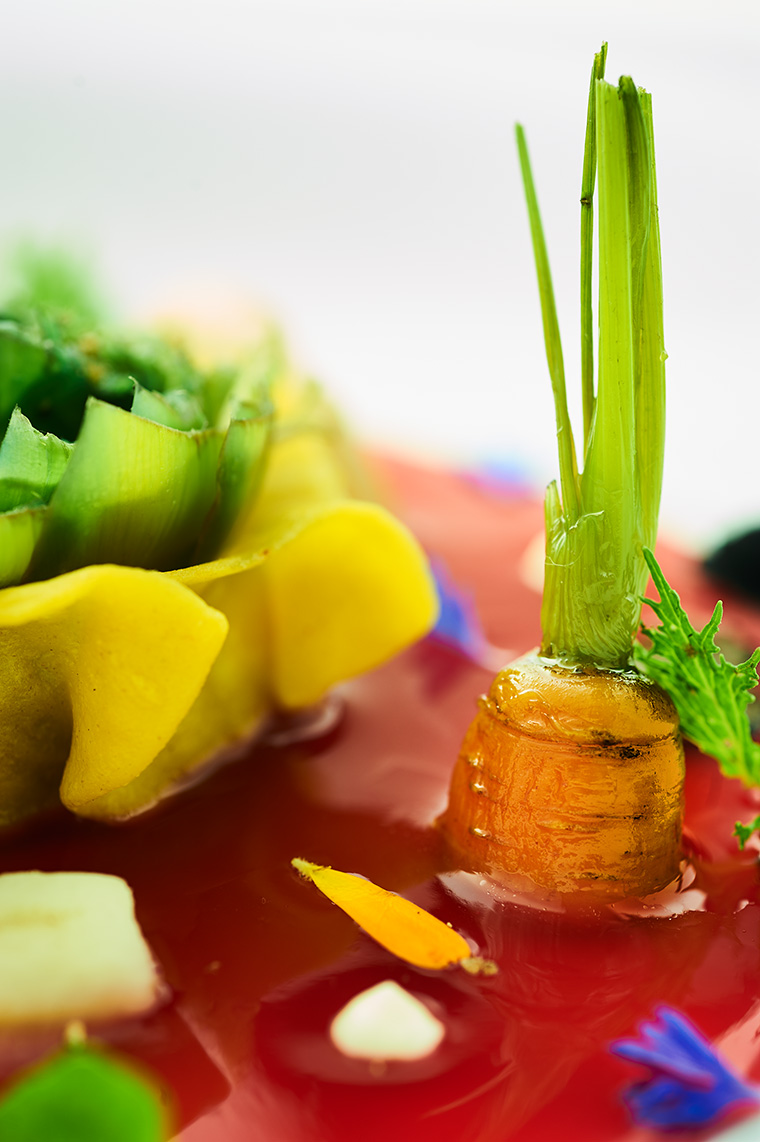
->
<box><xmin>1</xmin><ymin>456</ymin><xmax>759</xmax><ymax>1142</ymax></box>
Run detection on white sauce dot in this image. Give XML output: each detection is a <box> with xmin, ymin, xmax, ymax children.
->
<box><xmin>329</xmin><ymin>980</ymin><xmax>445</xmax><ymax>1062</ymax></box>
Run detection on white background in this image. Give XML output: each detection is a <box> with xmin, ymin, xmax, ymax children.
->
<box><xmin>2</xmin><ymin>0</ymin><xmax>758</xmax><ymax>548</ymax></box>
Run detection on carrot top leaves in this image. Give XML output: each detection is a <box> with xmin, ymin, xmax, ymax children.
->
<box><xmin>734</xmin><ymin>816</ymin><xmax>760</xmax><ymax>849</ymax></box>
<box><xmin>519</xmin><ymin>47</ymin><xmax>666</xmax><ymax>669</ymax></box>
<box><xmin>636</xmin><ymin>549</ymin><xmax>760</xmax><ymax>787</ymax></box>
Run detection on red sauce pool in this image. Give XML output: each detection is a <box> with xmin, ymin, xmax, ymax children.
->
<box><xmin>1</xmin><ymin>457</ymin><xmax>759</xmax><ymax>1141</ymax></box>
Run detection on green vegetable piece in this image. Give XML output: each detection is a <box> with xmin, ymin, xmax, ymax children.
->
<box><xmin>0</xmin><ymin>1043</ymin><xmax>168</xmax><ymax>1141</ymax></box>
<box><xmin>0</xmin><ymin>507</ymin><xmax>45</xmax><ymax>588</ymax></box>
<box><xmin>15</xmin><ymin>336</ymin><xmax>99</xmax><ymax>443</ymax></box>
<box><xmin>217</xmin><ymin>328</ymin><xmax>284</xmax><ymax>422</ymax></box>
<box><xmin>0</xmin><ymin>408</ymin><xmax>74</xmax><ymax>511</ymax></box>
<box><xmin>196</xmin><ymin>397</ymin><xmax>272</xmax><ymax>560</ymax></box>
<box><xmin>4</xmin><ymin>244</ymin><xmax>106</xmax><ymax>330</ymax></box>
<box><xmin>734</xmin><ymin>817</ymin><xmax>760</xmax><ymax>849</ymax></box>
<box><xmin>131</xmin><ymin>383</ymin><xmax>208</xmax><ymax>431</ymax></box>
<box><xmin>0</xmin><ymin>323</ymin><xmax>47</xmax><ymax>435</ymax></box>
<box><xmin>636</xmin><ymin>548</ymin><xmax>760</xmax><ymax>785</ymax></box>
<box><xmin>28</xmin><ymin>397</ymin><xmax>224</xmax><ymax>579</ymax></box>
<box><xmin>196</xmin><ymin>365</ymin><xmax>237</xmax><ymax>427</ymax></box>
<box><xmin>97</xmin><ymin>334</ymin><xmax>201</xmax><ymax>400</ymax></box>
<box><xmin>518</xmin><ymin>47</ymin><xmax>667</xmax><ymax>669</ymax></box>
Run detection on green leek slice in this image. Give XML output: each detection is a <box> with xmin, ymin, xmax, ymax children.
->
<box><xmin>131</xmin><ymin>383</ymin><xmax>208</xmax><ymax>431</ymax></box>
<box><xmin>196</xmin><ymin>398</ymin><xmax>272</xmax><ymax>559</ymax></box>
<box><xmin>0</xmin><ymin>508</ymin><xmax>45</xmax><ymax>589</ymax></box>
<box><xmin>28</xmin><ymin>398</ymin><xmax>224</xmax><ymax>579</ymax></box>
<box><xmin>0</xmin><ymin>408</ymin><xmax>74</xmax><ymax>511</ymax></box>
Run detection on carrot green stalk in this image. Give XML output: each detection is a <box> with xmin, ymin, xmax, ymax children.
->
<box><xmin>531</xmin><ymin>62</ymin><xmax>666</xmax><ymax>669</ymax></box>
<box><xmin>580</xmin><ymin>41</ymin><xmax>606</xmax><ymax>450</ymax></box>
<box><xmin>438</xmin><ymin>48</ymin><xmax>684</xmax><ymax>901</ymax></box>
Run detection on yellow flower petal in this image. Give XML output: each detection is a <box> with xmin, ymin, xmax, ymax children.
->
<box><xmin>0</xmin><ymin>566</ymin><xmax>228</xmax><ymax>823</ymax></box>
<box><xmin>292</xmin><ymin>859</ymin><xmax>472</xmax><ymax>970</ymax></box>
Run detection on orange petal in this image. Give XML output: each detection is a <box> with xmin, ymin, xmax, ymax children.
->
<box><xmin>292</xmin><ymin>859</ymin><xmax>471</xmax><ymax>970</ymax></box>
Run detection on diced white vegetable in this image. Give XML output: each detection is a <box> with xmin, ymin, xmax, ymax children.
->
<box><xmin>0</xmin><ymin>871</ymin><xmax>161</xmax><ymax>1026</ymax></box>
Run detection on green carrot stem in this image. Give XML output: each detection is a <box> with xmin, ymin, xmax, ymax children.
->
<box><xmin>515</xmin><ymin>125</ymin><xmax>579</xmax><ymax>525</ymax></box>
<box><xmin>580</xmin><ymin>43</ymin><xmax>607</xmax><ymax>454</ymax></box>
<box><xmin>519</xmin><ymin>54</ymin><xmax>666</xmax><ymax>669</ymax></box>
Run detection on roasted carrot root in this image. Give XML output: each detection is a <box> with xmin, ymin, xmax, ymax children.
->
<box><xmin>438</xmin><ymin>652</ymin><xmax>684</xmax><ymax>900</ymax></box>
<box><xmin>438</xmin><ymin>53</ymin><xmax>683</xmax><ymax>901</ymax></box>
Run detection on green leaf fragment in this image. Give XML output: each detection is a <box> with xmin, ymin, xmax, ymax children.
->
<box><xmin>636</xmin><ymin>548</ymin><xmax>760</xmax><ymax>785</ymax></box>
<box><xmin>734</xmin><ymin>817</ymin><xmax>760</xmax><ymax>849</ymax></box>
<box><xmin>28</xmin><ymin>397</ymin><xmax>224</xmax><ymax>579</ymax></box>
<box><xmin>0</xmin><ymin>408</ymin><xmax>74</xmax><ymax>511</ymax></box>
<box><xmin>0</xmin><ymin>1043</ymin><xmax>168</xmax><ymax>1142</ymax></box>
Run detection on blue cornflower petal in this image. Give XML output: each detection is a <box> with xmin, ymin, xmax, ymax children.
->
<box><xmin>611</xmin><ymin>1007</ymin><xmax>760</xmax><ymax>1131</ymax></box>
<box><xmin>429</xmin><ymin>557</ymin><xmax>489</xmax><ymax>664</ymax></box>
<box><xmin>461</xmin><ymin>458</ymin><xmax>533</xmax><ymax>498</ymax></box>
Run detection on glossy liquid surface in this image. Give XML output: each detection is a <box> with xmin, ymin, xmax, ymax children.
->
<box><xmin>1</xmin><ymin>458</ymin><xmax>760</xmax><ymax>1141</ymax></box>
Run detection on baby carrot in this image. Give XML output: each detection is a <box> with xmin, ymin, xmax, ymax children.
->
<box><xmin>439</xmin><ymin>48</ymin><xmax>685</xmax><ymax>901</ymax></box>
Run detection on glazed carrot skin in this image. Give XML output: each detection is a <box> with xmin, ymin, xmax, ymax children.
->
<box><xmin>440</xmin><ymin>652</ymin><xmax>684</xmax><ymax>900</ymax></box>
<box><xmin>438</xmin><ymin>55</ymin><xmax>682</xmax><ymax>901</ymax></box>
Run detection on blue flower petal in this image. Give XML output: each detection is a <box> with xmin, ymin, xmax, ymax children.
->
<box><xmin>461</xmin><ymin>458</ymin><xmax>533</xmax><ymax>498</ymax></box>
<box><xmin>429</xmin><ymin>557</ymin><xmax>489</xmax><ymax>664</ymax></box>
<box><xmin>611</xmin><ymin>1007</ymin><xmax>760</xmax><ymax>1130</ymax></box>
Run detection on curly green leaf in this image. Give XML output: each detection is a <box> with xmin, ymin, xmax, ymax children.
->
<box><xmin>636</xmin><ymin>547</ymin><xmax>760</xmax><ymax>785</ymax></box>
<box><xmin>734</xmin><ymin>817</ymin><xmax>760</xmax><ymax>849</ymax></box>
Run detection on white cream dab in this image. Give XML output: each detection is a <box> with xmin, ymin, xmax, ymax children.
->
<box><xmin>329</xmin><ymin>979</ymin><xmax>445</xmax><ymax>1062</ymax></box>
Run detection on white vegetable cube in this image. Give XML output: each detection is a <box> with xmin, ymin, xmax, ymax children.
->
<box><xmin>0</xmin><ymin>871</ymin><xmax>161</xmax><ymax>1026</ymax></box>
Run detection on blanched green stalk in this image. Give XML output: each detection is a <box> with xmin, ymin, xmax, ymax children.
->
<box><xmin>521</xmin><ymin>58</ymin><xmax>666</xmax><ymax>668</ymax></box>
